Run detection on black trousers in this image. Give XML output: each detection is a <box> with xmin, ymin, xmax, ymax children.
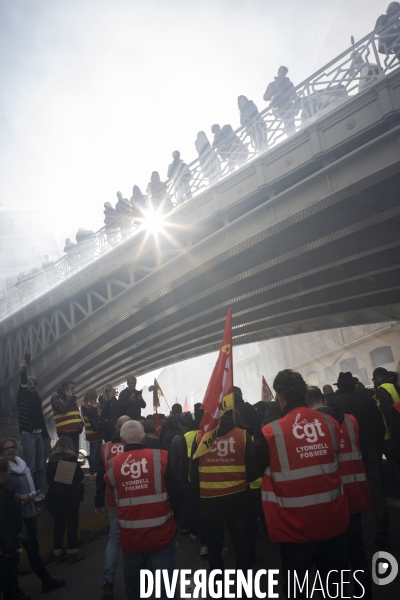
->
<box><xmin>62</xmin><ymin>431</ymin><xmax>80</xmax><ymax>455</ymax></box>
<box><xmin>280</xmin><ymin>533</ymin><xmax>349</xmax><ymax>600</ymax></box>
<box><xmin>22</xmin><ymin>516</ymin><xmax>49</xmax><ymax>581</ymax></box>
<box><xmin>53</xmin><ymin>498</ymin><xmax>81</xmax><ymax>550</ymax></box>
<box><xmin>0</xmin><ymin>554</ymin><xmax>19</xmax><ymax>600</ymax></box>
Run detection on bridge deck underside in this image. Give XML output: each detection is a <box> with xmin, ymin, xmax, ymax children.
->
<box><xmin>28</xmin><ymin>171</ymin><xmax>400</xmax><ymax>419</ymax></box>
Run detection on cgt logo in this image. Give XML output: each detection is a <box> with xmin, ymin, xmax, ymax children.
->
<box><xmin>292</xmin><ymin>413</ymin><xmax>325</xmax><ymax>443</ymax></box>
<box><xmin>111</xmin><ymin>443</ymin><xmax>124</xmax><ymax>454</ymax></box>
<box><xmin>121</xmin><ymin>455</ymin><xmax>148</xmax><ymax>478</ymax></box>
<box><xmin>210</xmin><ymin>438</ymin><xmax>235</xmax><ymax>458</ymax></box>
<box><xmin>372</xmin><ymin>551</ymin><xmax>398</xmax><ymax>586</ymax></box>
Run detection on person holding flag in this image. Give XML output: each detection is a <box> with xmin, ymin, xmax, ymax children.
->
<box><xmin>189</xmin><ymin>309</ymin><xmax>258</xmax><ymax>576</ymax></box>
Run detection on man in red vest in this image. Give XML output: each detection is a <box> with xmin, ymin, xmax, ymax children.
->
<box><xmin>306</xmin><ymin>385</ymin><xmax>372</xmax><ymax>600</ymax></box>
<box><xmin>254</xmin><ymin>369</ymin><xmax>350</xmax><ymax>599</ymax></box>
<box><xmin>105</xmin><ymin>420</ymin><xmax>183</xmax><ymax>600</ymax></box>
<box><xmin>95</xmin><ymin>415</ymin><xmax>131</xmax><ymax>600</ymax></box>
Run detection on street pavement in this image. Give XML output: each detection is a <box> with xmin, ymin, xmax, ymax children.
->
<box><xmin>19</xmin><ymin>464</ymin><xmax>400</xmax><ymax>600</ymax></box>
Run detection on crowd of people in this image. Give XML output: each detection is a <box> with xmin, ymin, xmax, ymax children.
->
<box><xmin>1</xmin><ymin>356</ymin><xmax>400</xmax><ymax>600</ymax></box>
<box><xmin>6</xmin><ymin>4</ymin><xmax>400</xmax><ymax>303</ymax></box>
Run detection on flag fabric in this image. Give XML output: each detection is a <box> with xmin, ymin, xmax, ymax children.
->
<box><xmin>261</xmin><ymin>375</ymin><xmax>273</xmax><ymax>402</ymax></box>
<box><xmin>183</xmin><ymin>397</ymin><xmax>190</xmax><ymax>413</ymax></box>
<box><xmin>194</xmin><ymin>309</ymin><xmax>234</xmax><ymax>459</ymax></box>
<box><xmin>149</xmin><ymin>379</ymin><xmax>163</xmax><ymax>409</ymax></box>
<box><xmin>174</xmin><ymin>397</ymin><xmax>178</xmax><ymax>404</ymax></box>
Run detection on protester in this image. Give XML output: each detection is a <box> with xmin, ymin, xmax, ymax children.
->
<box><xmin>45</xmin><ymin>436</ymin><xmax>85</xmax><ymax>564</ymax></box>
<box><xmin>211</xmin><ymin>124</ymin><xmax>229</xmax><ymax>162</ymax></box>
<box><xmin>327</xmin><ymin>371</ymin><xmax>389</xmax><ymax>550</ymax></box>
<box><xmin>375</xmin><ymin>2</ymin><xmax>400</xmax><ymax>58</ymax></box>
<box><xmin>1</xmin><ymin>438</ymin><xmax>65</xmax><ymax>593</ymax></box>
<box><xmin>103</xmin><ymin>202</ymin><xmax>119</xmax><ymax>246</ymax></box>
<box><xmin>64</xmin><ymin>238</ymin><xmax>78</xmax><ymax>272</ymax></box>
<box><xmin>373</xmin><ymin>366</ymin><xmax>400</xmax><ymax>426</ymax></box>
<box><xmin>130</xmin><ymin>185</ymin><xmax>148</xmax><ymax>221</ymax></box>
<box><xmin>220</xmin><ymin>124</ymin><xmax>249</xmax><ymax>171</ymax></box>
<box><xmin>99</xmin><ymin>384</ymin><xmax>119</xmax><ymax>443</ymax></box>
<box><xmin>144</xmin><ymin>418</ymin><xmax>161</xmax><ymax>449</ymax></box>
<box><xmin>0</xmin><ymin>456</ymin><xmax>23</xmax><ymax>600</ymax></box>
<box><xmin>390</xmin><ymin>398</ymin><xmax>400</xmax><ymax>467</ymax></box>
<box><xmin>238</xmin><ymin>95</ymin><xmax>267</xmax><ymax>150</ymax></box>
<box><xmin>194</xmin><ymin>131</ymin><xmax>221</xmax><ymax>182</ymax></box>
<box><xmin>104</xmin><ymin>420</ymin><xmax>184</xmax><ymax>600</ymax></box>
<box><xmin>263</xmin><ymin>65</ymin><xmax>297</xmax><ymax>134</ymax></box>
<box><xmin>253</xmin><ymin>369</ymin><xmax>350</xmax><ymax>599</ymax></box>
<box><xmin>116</xmin><ymin>376</ymin><xmax>146</xmax><ymax>421</ymax></box>
<box><xmin>233</xmin><ymin>386</ymin><xmax>260</xmax><ymax>437</ymax></box>
<box><xmin>306</xmin><ymin>385</ymin><xmax>372</xmax><ymax>600</ymax></box>
<box><xmin>81</xmin><ymin>389</ymin><xmax>105</xmax><ymax>478</ymax></box>
<box><xmin>169</xmin><ymin>413</ymin><xmax>194</xmax><ymax>534</ymax></box>
<box><xmin>95</xmin><ymin>416</ymin><xmax>131</xmax><ymax>600</ymax></box>
<box><xmin>322</xmin><ymin>383</ymin><xmax>335</xmax><ymax>402</ymax></box>
<box><xmin>167</xmin><ymin>151</ymin><xmax>193</xmax><ymax>204</ymax></box>
<box><xmin>190</xmin><ymin>409</ymin><xmax>257</xmax><ymax>578</ymax></box>
<box><xmin>146</xmin><ymin>172</ymin><xmax>173</xmax><ymax>213</ymax></box>
<box><xmin>41</xmin><ymin>255</ymin><xmax>55</xmax><ymax>271</ymax></box>
<box><xmin>160</xmin><ymin>416</ymin><xmax>180</xmax><ymax>452</ymax></box>
<box><xmin>16</xmin><ymin>360</ymin><xmax>49</xmax><ymax>500</ymax></box>
<box><xmin>115</xmin><ymin>191</ymin><xmax>132</xmax><ymax>236</ymax></box>
<box><xmin>51</xmin><ymin>381</ymin><xmax>84</xmax><ymax>455</ymax></box>
<box><xmin>75</xmin><ymin>227</ymin><xmax>96</xmax><ymax>263</ymax></box>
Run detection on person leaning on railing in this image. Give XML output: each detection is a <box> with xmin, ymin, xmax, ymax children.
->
<box><xmin>375</xmin><ymin>2</ymin><xmax>400</xmax><ymax>60</ymax></box>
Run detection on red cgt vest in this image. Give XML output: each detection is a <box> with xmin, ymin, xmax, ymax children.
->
<box><xmin>198</xmin><ymin>427</ymin><xmax>247</xmax><ymax>498</ymax></box>
<box><xmin>106</xmin><ymin>448</ymin><xmax>176</xmax><ymax>554</ymax></box>
<box><xmin>336</xmin><ymin>413</ymin><xmax>372</xmax><ymax>515</ymax></box>
<box><xmin>262</xmin><ymin>407</ymin><xmax>349</xmax><ymax>543</ymax></box>
<box><xmin>101</xmin><ymin>440</ymin><xmax>124</xmax><ymax>507</ymax></box>
<box><xmin>82</xmin><ymin>402</ymin><xmax>104</xmax><ymax>442</ymax></box>
<box><xmin>53</xmin><ymin>397</ymin><xmax>83</xmax><ymax>434</ymax></box>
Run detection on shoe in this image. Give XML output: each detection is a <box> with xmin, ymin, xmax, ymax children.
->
<box><xmin>54</xmin><ymin>554</ymin><xmax>67</xmax><ymax>565</ymax></box>
<box><xmin>16</xmin><ymin>588</ymin><xmax>32</xmax><ymax>600</ymax></box>
<box><xmin>221</xmin><ymin>547</ymin><xmax>229</xmax><ymax>557</ymax></box>
<box><xmin>67</xmin><ymin>552</ymin><xmax>85</xmax><ymax>564</ymax></box>
<box><xmin>42</xmin><ymin>577</ymin><xmax>66</xmax><ymax>593</ymax></box>
<box><xmin>190</xmin><ymin>534</ymin><xmax>199</xmax><ymax>541</ymax></box>
<box><xmin>103</xmin><ymin>582</ymin><xmax>114</xmax><ymax>600</ymax></box>
<box><xmin>200</xmin><ymin>545</ymin><xmax>208</xmax><ymax>556</ymax></box>
<box><xmin>180</xmin><ymin>529</ymin><xmax>189</xmax><ymax>534</ymax></box>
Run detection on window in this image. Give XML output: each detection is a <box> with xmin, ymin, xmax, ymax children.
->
<box><xmin>298</xmin><ymin>334</ymin><xmax>307</xmax><ymax>361</ymax></box>
<box><xmin>332</xmin><ymin>329</ymin><xmax>341</xmax><ymax>346</ymax></box>
<box><xmin>340</xmin><ymin>357</ymin><xmax>359</xmax><ymax>374</ymax></box>
<box><xmin>370</xmin><ymin>346</ymin><xmax>394</xmax><ymax>368</ymax></box>
<box><xmin>308</xmin><ymin>333</ymin><xmax>316</xmax><ymax>356</ymax></box>
<box><xmin>362</xmin><ymin>324</ymin><xmax>371</xmax><ymax>334</ymax></box>
<box><xmin>319</xmin><ymin>331</ymin><xmax>327</xmax><ymax>352</ymax></box>
<box><xmin>325</xmin><ymin>366</ymin><xmax>336</xmax><ymax>383</ymax></box>
<box><xmin>307</xmin><ymin>371</ymin><xmax>320</xmax><ymax>386</ymax></box>
<box><xmin>346</xmin><ymin>327</ymin><xmax>355</xmax><ymax>341</ymax></box>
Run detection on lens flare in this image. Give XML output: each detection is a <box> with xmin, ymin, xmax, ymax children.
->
<box><xmin>144</xmin><ymin>209</ymin><xmax>165</xmax><ymax>233</ymax></box>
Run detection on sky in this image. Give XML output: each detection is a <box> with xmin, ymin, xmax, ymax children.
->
<box><xmin>0</xmin><ymin>0</ymin><xmax>360</xmax><ymax>249</ymax></box>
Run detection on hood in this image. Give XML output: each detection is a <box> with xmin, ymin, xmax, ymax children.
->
<box><xmin>216</xmin><ymin>417</ymin><xmax>235</xmax><ymax>437</ymax></box>
<box><xmin>315</xmin><ymin>405</ymin><xmax>344</xmax><ymax>425</ymax></box>
<box><xmin>380</xmin><ymin>372</ymin><xmax>398</xmax><ymax>385</ymax></box>
<box><xmin>50</xmin><ymin>450</ymin><xmax>77</xmax><ymax>462</ymax></box>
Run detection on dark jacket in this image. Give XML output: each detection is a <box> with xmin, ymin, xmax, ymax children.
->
<box><xmin>161</xmin><ymin>428</ymin><xmax>180</xmax><ymax>452</ymax></box>
<box><xmin>123</xmin><ymin>443</ymin><xmax>184</xmax><ymax>521</ymax></box>
<box><xmin>235</xmin><ymin>399</ymin><xmax>260</xmax><ymax>438</ymax></box>
<box><xmin>0</xmin><ymin>483</ymin><xmax>22</xmax><ymax>555</ymax></box>
<box><xmin>145</xmin><ymin>434</ymin><xmax>161</xmax><ymax>449</ymax></box>
<box><xmin>46</xmin><ymin>451</ymin><xmax>84</xmax><ymax>506</ymax></box>
<box><xmin>116</xmin><ymin>388</ymin><xmax>146</xmax><ymax>421</ymax></box>
<box><xmin>169</xmin><ymin>434</ymin><xmax>184</xmax><ymax>482</ymax></box>
<box><xmin>100</xmin><ymin>396</ymin><xmax>118</xmax><ymax>441</ymax></box>
<box><xmin>16</xmin><ymin>371</ymin><xmax>49</xmax><ymax>437</ymax></box>
<box><xmin>390</xmin><ymin>404</ymin><xmax>400</xmax><ymax>467</ymax></box>
<box><xmin>103</xmin><ymin>206</ymin><xmax>119</xmax><ymax>229</ymax></box>
<box><xmin>375</xmin><ymin>372</ymin><xmax>399</xmax><ymax>425</ymax></box>
<box><xmin>190</xmin><ymin>417</ymin><xmax>257</xmax><ymax>521</ymax></box>
<box><xmin>327</xmin><ymin>389</ymin><xmax>386</xmax><ymax>457</ymax></box>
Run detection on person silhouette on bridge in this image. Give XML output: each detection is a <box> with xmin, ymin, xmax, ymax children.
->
<box><xmin>146</xmin><ymin>171</ymin><xmax>173</xmax><ymax>213</ymax></box>
<box><xmin>238</xmin><ymin>95</ymin><xmax>267</xmax><ymax>151</ymax></box>
<box><xmin>167</xmin><ymin>151</ymin><xmax>193</xmax><ymax>204</ymax></box>
<box><xmin>115</xmin><ymin>191</ymin><xmax>133</xmax><ymax>237</ymax></box>
<box><xmin>130</xmin><ymin>185</ymin><xmax>148</xmax><ymax>223</ymax></box>
<box><xmin>263</xmin><ymin>66</ymin><xmax>297</xmax><ymax>135</ymax></box>
<box><xmin>375</xmin><ymin>2</ymin><xmax>400</xmax><ymax>60</ymax></box>
<box><xmin>103</xmin><ymin>202</ymin><xmax>119</xmax><ymax>247</ymax></box>
<box><xmin>195</xmin><ymin>131</ymin><xmax>221</xmax><ymax>183</ymax></box>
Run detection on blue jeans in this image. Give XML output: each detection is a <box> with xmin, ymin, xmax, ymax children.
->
<box><xmin>103</xmin><ymin>506</ymin><xmax>120</xmax><ymax>584</ymax></box>
<box><xmin>123</xmin><ymin>539</ymin><xmax>176</xmax><ymax>600</ymax></box>
<box><xmin>88</xmin><ymin>440</ymin><xmax>102</xmax><ymax>473</ymax></box>
<box><xmin>364</xmin><ymin>448</ymin><xmax>390</xmax><ymax>544</ymax></box>
<box><xmin>21</xmin><ymin>432</ymin><xmax>44</xmax><ymax>490</ymax></box>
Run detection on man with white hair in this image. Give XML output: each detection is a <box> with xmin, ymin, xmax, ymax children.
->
<box><xmin>105</xmin><ymin>420</ymin><xmax>183</xmax><ymax>600</ymax></box>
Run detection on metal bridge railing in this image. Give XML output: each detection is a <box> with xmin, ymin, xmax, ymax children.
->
<box><xmin>1</xmin><ymin>16</ymin><xmax>399</xmax><ymax>322</ymax></box>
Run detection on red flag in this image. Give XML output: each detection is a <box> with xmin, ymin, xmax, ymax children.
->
<box><xmin>183</xmin><ymin>397</ymin><xmax>190</xmax><ymax>412</ymax></box>
<box><xmin>261</xmin><ymin>375</ymin><xmax>273</xmax><ymax>402</ymax></box>
<box><xmin>194</xmin><ymin>309</ymin><xmax>234</xmax><ymax>459</ymax></box>
<box><xmin>174</xmin><ymin>397</ymin><xmax>178</xmax><ymax>404</ymax></box>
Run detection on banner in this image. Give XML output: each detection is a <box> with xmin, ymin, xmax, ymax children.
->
<box><xmin>193</xmin><ymin>309</ymin><xmax>234</xmax><ymax>459</ymax></box>
<box><xmin>261</xmin><ymin>375</ymin><xmax>273</xmax><ymax>402</ymax></box>
<box><xmin>149</xmin><ymin>378</ymin><xmax>163</xmax><ymax>409</ymax></box>
<box><xmin>183</xmin><ymin>397</ymin><xmax>190</xmax><ymax>412</ymax></box>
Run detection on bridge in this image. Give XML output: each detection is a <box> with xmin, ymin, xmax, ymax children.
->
<box><xmin>1</xmin><ymin>21</ymin><xmax>400</xmax><ymax>426</ymax></box>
